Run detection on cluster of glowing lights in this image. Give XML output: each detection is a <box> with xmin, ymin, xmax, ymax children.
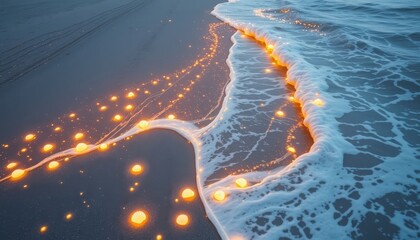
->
<box><xmin>0</xmin><ymin>23</ymin><xmax>313</xmax><ymax>238</ymax></box>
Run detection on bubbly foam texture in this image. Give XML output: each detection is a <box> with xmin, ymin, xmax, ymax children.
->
<box><xmin>210</xmin><ymin>0</ymin><xmax>420</xmax><ymax>239</ymax></box>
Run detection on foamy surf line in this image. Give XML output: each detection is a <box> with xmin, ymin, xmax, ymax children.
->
<box><xmin>209</xmin><ymin>0</ymin><xmax>419</xmax><ymax>239</ymax></box>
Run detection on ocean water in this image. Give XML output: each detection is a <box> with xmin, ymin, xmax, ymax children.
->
<box><xmin>211</xmin><ymin>0</ymin><xmax>420</xmax><ymax>239</ymax></box>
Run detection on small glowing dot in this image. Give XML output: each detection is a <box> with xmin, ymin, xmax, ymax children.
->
<box><xmin>312</xmin><ymin>98</ymin><xmax>325</xmax><ymax>107</ymax></box>
<box><xmin>125</xmin><ymin>104</ymin><xmax>134</xmax><ymax>111</ymax></box>
<box><xmin>131</xmin><ymin>164</ymin><xmax>142</xmax><ymax>175</ymax></box>
<box><xmin>11</xmin><ymin>169</ymin><xmax>25</xmax><ymax>180</ymax></box>
<box><xmin>156</xmin><ymin>234</ymin><xmax>163</xmax><ymax>240</ymax></box>
<box><xmin>130</xmin><ymin>210</ymin><xmax>147</xmax><ymax>226</ymax></box>
<box><xmin>75</xmin><ymin>143</ymin><xmax>88</xmax><ymax>153</ymax></box>
<box><xmin>113</xmin><ymin>114</ymin><xmax>123</xmax><ymax>122</ymax></box>
<box><xmin>178</xmin><ymin>94</ymin><xmax>184</xmax><ymax>98</ymax></box>
<box><xmin>100</xmin><ymin>106</ymin><xmax>108</xmax><ymax>111</ymax></box>
<box><xmin>137</xmin><ymin>120</ymin><xmax>149</xmax><ymax>129</ymax></box>
<box><xmin>213</xmin><ymin>190</ymin><xmax>226</xmax><ymax>202</ymax></box>
<box><xmin>24</xmin><ymin>134</ymin><xmax>35</xmax><ymax>141</ymax></box>
<box><xmin>266</xmin><ymin>44</ymin><xmax>274</xmax><ymax>50</ymax></box>
<box><xmin>264</xmin><ymin>69</ymin><xmax>272</xmax><ymax>73</ymax></box>
<box><xmin>287</xmin><ymin>146</ymin><xmax>296</xmax><ymax>153</ymax></box>
<box><xmin>48</xmin><ymin>161</ymin><xmax>59</xmax><ymax>170</ymax></box>
<box><xmin>167</xmin><ymin>114</ymin><xmax>175</xmax><ymax>120</ymax></box>
<box><xmin>289</xmin><ymin>96</ymin><xmax>295</xmax><ymax>102</ymax></box>
<box><xmin>110</xmin><ymin>96</ymin><xmax>118</xmax><ymax>101</ymax></box>
<box><xmin>175</xmin><ymin>214</ymin><xmax>189</xmax><ymax>226</ymax></box>
<box><xmin>69</xmin><ymin>113</ymin><xmax>76</xmax><ymax>118</ymax></box>
<box><xmin>43</xmin><ymin>144</ymin><xmax>54</xmax><ymax>152</ymax></box>
<box><xmin>181</xmin><ymin>188</ymin><xmax>195</xmax><ymax>201</ymax></box>
<box><xmin>276</xmin><ymin>111</ymin><xmax>285</xmax><ymax>117</ymax></box>
<box><xmin>6</xmin><ymin>162</ymin><xmax>18</xmax><ymax>169</ymax></box>
<box><xmin>65</xmin><ymin>213</ymin><xmax>73</xmax><ymax>220</ymax></box>
<box><xmin>74</xmin><ymin>132</ymin><xmax>84</xmax><ymax>140</ymax></box>
<box><xmin>127</xmin><ymin>92</ymin><xmax>136</xmax><ymax>98</ymax></box>
<box><xmin>39</xmin><ymin>225</ymin><xmax>48</xmax><ymax>233</ymax></box>
<box><xmin>54</xmin><ymin>127</ymin><xmax>62</xmax><ymax>132</ymax></box>
<box><xmin>235</xmin><ymin>178</ymin><xmax>248</xmax><ymax>188</ymax></box>
<box><xmin>129</xmin><ymin>187</ymin><xmax>135</xmax><ymax>192</ymax></box>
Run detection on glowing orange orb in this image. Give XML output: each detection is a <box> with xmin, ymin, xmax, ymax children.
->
<box><xmin>213</xmin><ymin>190</ymin><xmax>226</xmax><ymax>202</ymax></box>
<box><xmin>69</xmin><ymin>113</ymin><xmax>76</xmax><ymax>118</ymax></box>
<box><xmin>65</xmin><ymin>213</ymin><xmax>73</xmax><ymax>220</ymax></box>
<box><xmin>167</xmin><ymin>114</ymin><xmax>176</xmax><ymax>120</ymax></box>
<box><xmin>156</xmin><ymin>234</ymin><xmax>163</xmax><ymax>240</ymax></box>
<box><xmin>6</xmin><ymin>162</ymin><xmax>17</xmax><ymax>169</ymax></box>
<box><xmin>74</xmin><ymin>132</ymin><xmax>84</xmax><ymax>140</ymax></box>
<box><xmin>75</xmin><ymin>143</ymin><xmax>88</xmax><ymax>153</ymax></box>
<box><xmin>100</xmin><ymin>106</ymin><xmax>108</xmax><ymax>111</ymax></box>
<box><xmin>312</xmin><ymin>98</ymin><xmax>325</xmax><ymax>107</ymax></box>
<box><xmin>131</xmin><ymin>164</ymin><xmax>143</xmax><ymax>175</ymax></box>
<box><xmin>39</xmin><ymin>225</ymin><xmax>47</xmax><ymax>233</ymax></box>
<box><xmin>276</xmin><ymin>111</ymin><xmax>285</xmax><ymax>117</ymax></box>
<box><xmin>175</xmin><ymin>214</ymin><xmax>189</xmax><ymax>226</ymax></box>
<box><xmin>11</xmin><ymin>169</ymin><xmax>25</xmax><ymax>180</ymax></box>
<box><xmin>137</xmin><ymin>120</ymin><xmax>149</xmax><ymax>129</ymax></box>
<box><xmin>125</xmin><ymin>104</ymin><xmax>134</xmax><ymax>111</ymax></box>
<box><xmin>48</xmin><ymin>161</ymin><xmax>59</xmax><ymax>170</ymax></box>
<box><xmin>24</xmin><ymin>133</ymin><xmax>35</xmax><ymax>141</ymax></box>
<box><xmin>110</xmin><ymin>96</ymin><xmax>118</xmax><ymax>101</ymax></box>
<box><xmin>235</xmin><ymin>178</ymin><xmax>248</xmax><ymax>188</ymax></box>
<box><xmin>130</xmin><ymin>210</ymin><xmax>147</xmax><ymax>226</ymax></box>
<box><xmin>127</xmin><ymin>92</ymin><xmax>135</xmax><ymax>98</ymax></box>
<box><xmin>181</xmin><ymin>188</ymin><xmax>195</xmax><ymax>201</ymax></box>
<box><xmin>264</xmin><ymin>69</ymin><xmax>272</xmax><ymax>73</ymax></box>
<box><xmin>113</xmin><ymin>114</ymin><xmax>123</xmax><ymax>122</ymax></box>
<box><xmin>287</xmin><ymin>146</ymin><xmax>296</xmax><ymax>153</ymax></box>
<box><xmin>99</xmin><ymin>143</ymin><xmax>108</xmax><ymax>150</ymax></box>
<box><xmin>43</xmin><ymin>144</ymin><xmax>54</xmax><ymax>152</ymax></box>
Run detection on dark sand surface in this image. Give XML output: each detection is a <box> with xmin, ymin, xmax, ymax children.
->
<box><xmin>0</xmin><ymin>0</ymin><xmax>230</xmax><ymax>138</ymax></box>
<box><xmin>0</xmin><ymin>130</ymin><xmax>221</xmax><ymax>239</ymax></box>
<box><xmin>0</xmin><ymin>0</ymin><xmax>233</xmax><ymax>239</ymax></box>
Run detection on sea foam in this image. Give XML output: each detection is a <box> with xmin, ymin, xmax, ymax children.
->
<box><xmin>207</xmin><ymin>0</ymin><xmax>420</xmax><ymax>239</ymax></box>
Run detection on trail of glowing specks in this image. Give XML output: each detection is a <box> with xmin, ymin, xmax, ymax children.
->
<box><xmin>0</xmin><ymin>21</ymin><xmax>313</xmax><ymax>238</ymax></box>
